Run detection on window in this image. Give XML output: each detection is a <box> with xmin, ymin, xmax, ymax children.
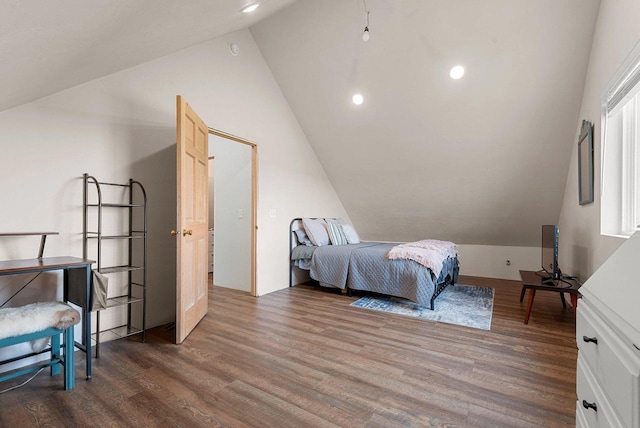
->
<box><xmin>601</xmin><ymin>41</ymin><xmax>640</xmax><ymax>237</ymax></box>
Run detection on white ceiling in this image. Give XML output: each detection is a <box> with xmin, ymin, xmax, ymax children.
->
<box><xmin>251</xmin><ymin>0</ymin><xmax>601</xmax><ymax>246</ymax></box>
<box><xmin>0</xmin><ymin>0</ymin><xmax>296</xmax><ymax>112</ymax></box>
<box><xmin>1</xmin><ymin>0</ymin><xmax>601</xmax><ymax>247</ymax></box>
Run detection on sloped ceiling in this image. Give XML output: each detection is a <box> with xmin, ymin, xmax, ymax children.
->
<box><xmin>0</xmin><ymin>0</ymin><xmax>296</xmax><ymax>112</ymax></box>
<box><xmin>2</xmin><ymin>0</ymin><xmax>601</xmax><ymax>247</ymax></box>
<box><xmin>251</xmin><ymin>0</ymin><xmax>601</xmax><ymax>246</ymax></box>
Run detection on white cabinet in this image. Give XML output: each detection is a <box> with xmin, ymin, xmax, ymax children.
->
<box><xmin>576</xmin><ymin>300</ymin><xmax>638</xmax><ymax>427</ymax></box>
<box><xmin>577</xmin><ymin>232</ymin><xmax>640</xmax><ymax>427</ymax></box>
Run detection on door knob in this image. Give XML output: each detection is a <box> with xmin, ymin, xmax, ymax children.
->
<box><xmin>183</xmin><ymin>229</ymin><xmax>193</xmax><ymax>236</ymax></box>
<box><xmin>170</xmin><ymin>229</ymin><xmax>181</xmax><ymax>236</ymax></box>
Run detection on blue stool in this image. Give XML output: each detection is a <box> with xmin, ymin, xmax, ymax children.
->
<box><xmin>0</xmin><ymin>303</ymin><xmax>78</xmax><ymax>390</ymax></box>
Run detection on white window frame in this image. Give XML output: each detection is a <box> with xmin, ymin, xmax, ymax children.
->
<box><xmin>601</xmin><ymin>40</ymin><xmax>640</xmax><ymax>238</ymax></box>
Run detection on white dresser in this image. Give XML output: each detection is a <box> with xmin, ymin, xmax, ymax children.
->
<box><xmin>576</xmin><ymin>233</ymin><xmax>640</xmax><ymax>427</ymax></box>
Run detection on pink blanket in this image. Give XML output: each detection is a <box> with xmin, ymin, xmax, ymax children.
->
<box><xmin>386</xmin><ymin>239</ymin><xmax>457</xmax><ymax>277</ymax></box>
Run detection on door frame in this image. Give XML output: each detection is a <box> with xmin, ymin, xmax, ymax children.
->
<box><xmin>208</xmin><ymin>156</ymin><xmax>215</xmax><ymax>279</ymax></box>
<box><xmin>208</xmin><ymin>128</ymin><xmax>258</xmax><ymax>297</ymax></box>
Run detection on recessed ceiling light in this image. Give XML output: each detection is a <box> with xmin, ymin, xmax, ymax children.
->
<box><xmin>352</xmin><ymin>93</ymin><xmax>364</xmax><ymax>105</ymax></box>
<box><xmin>242</xmin><ymin>3</ymin><xmax>260</xmax><ymax>13</ymax></box>
<box><xmin>450</xmin><ymin>65</ymin><xmax>465</xmax><ymax>80</ymax></box>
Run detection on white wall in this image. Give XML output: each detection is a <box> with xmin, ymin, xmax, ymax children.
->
<box><xmin>457</xmin><ymin>245</ymin><xmax>539</xmax><ymax>281</ymax></box>
<box><xmin>557</xmin><ymin>0</ymin><xmax>640</xmax><ymax>281</ymax></box>
<box><xmin>353</xmin><ymin>240</ymin><xmax>540</xmax><ymax>281</ymax></box>
<box><xmin>210</xmin><ymin>134</ymin><xmax>251</xmax><ymax>291</ymax></box>
<box><xmin>0</xmin><ymin>28</ymin><xmax>348</xmax><ymax>339</ymax></box>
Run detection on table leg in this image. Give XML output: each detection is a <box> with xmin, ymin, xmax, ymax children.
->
<box><xmin>519</xmin><ymin>286</ymin><xmax>526</xmax><ymax>302</ymax></box>
<box><xmin>64</xmin><ymin>265</ymin><xmax>93</xmax><ymax>380</ymax></box>
<box><xmin>525</xmin><ymin>289</ymin><xmax>536</xmax><ymax>324</ymax></box>
<box><xmin>570</xmin><ymin>293</ymin><xmax>578</xmax><ymax>317</ymax></box>
<box><xmin>84</xmin><ymin>264</ymin><xmax>92</xmax><ymax>379</ymax></box>
<box><xmin>560</xmin><ymin>292</ymin><xmax>567</xmax><ymax>309</ymax></box>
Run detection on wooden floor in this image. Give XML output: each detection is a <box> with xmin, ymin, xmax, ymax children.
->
<box><xmin>0</xmin><ymin>276</ymin><xmax>578</xmax><ymax>427</ymax></box>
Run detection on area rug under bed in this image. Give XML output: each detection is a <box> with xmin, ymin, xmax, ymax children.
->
<box><xmin>350</xmin><ymin>284</ymin><xmax>494</xmax><ymax>330</ymax></box>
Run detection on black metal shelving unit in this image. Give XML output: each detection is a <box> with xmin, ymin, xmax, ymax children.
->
<box><xmin>83</xmin><ymin>173</ymin><xmax>147</xmax><ymax>357</ymax></box>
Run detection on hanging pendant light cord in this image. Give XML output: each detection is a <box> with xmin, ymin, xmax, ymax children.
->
<box><xmin>362</xmin><ymin>0</ymin><xmax>370</xmax><ymax>41</ymax></box>
<box><xmin>363</xmin><ymin>0</ymin><xmax>370</xmax><ymax>26</ymax></box>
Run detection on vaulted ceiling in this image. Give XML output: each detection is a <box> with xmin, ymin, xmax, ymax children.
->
<box><xmin>1</xmin><ymin>0</ymin><xmax>601</xmax><ymax>246</ymax></box>
<box><xmin>0</xmin><ymin>0</ymin><xmax>296</xmax><ymax>112</ymax></box>
<box><xmin>251</xmin><ymin>0</ymin><xmax>601</xmax><ymax>246</ymax></box>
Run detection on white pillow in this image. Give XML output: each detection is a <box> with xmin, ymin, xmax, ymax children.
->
<box><xmin>325</xmin><ymin>217</ymin><xmax>346</xmax><ymax>225</ymax></box>
<box><xmin>302</xmin><ymin>218</ymin><xmax>330</xmax><ymax>246</ymax></box>
<box><xmin>342</xmin><ymin>224</ymin><xmax>360</xmax><ymax>244</ymax></box>
<box><xmin>294</xmin><ymin>228</ymin><xmax>313</xmax><ymax>246</ymax></box>
<box><xmin>327</xmin><ymin>222</ymin><xmax>348</xmax><ymax>245</ymax></box>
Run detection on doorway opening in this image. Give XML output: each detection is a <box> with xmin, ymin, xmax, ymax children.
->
<box><xmin>208</xmin><ymin>128</ymin><xmax>257</xmax><ymax>296</ymax></box>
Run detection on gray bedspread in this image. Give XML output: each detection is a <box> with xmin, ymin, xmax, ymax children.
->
<box><xmin>309</xmin><ymin>242</ymin><xmax>380</xmax><ymax>289</ymax></box>
<box><xmin>308</xmin><ymin>242</ymin><xmax>458</xmax><ymax>306</ymax></box>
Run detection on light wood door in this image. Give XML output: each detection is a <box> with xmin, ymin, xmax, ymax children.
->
<box><xmin>175</xmin><ymin>95</ymin><xmax>209</xmax><ymax>344</ymax></box>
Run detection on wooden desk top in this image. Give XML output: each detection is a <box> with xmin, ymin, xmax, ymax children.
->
<box><xmin>0</xmin><ymin>257</ymin><xmax>94</xmax><ymax>275</ymax></box>
<box><xmin>519</xmin><ymin>270</ymin><xmax>580</xmax><ymax>293</ymax></box>
<box><xmin>0</xmin><ymin>232</ymin><xmax>59</xmax><ymax>237</ymax></box>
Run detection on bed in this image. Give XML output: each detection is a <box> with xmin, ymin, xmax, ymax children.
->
<box><xmin>289</xmin><ymin>218</ymin><xmax>459</xmax><ymax>309</ymax></box>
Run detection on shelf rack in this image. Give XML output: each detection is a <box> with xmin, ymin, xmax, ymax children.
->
<box><xmin>83</xmin><ymin>173</ymin><xmax>147</xmax><ymax>357</ymax></box>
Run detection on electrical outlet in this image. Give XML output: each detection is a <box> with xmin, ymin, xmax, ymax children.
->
<box><xmin>506</xmin><ymin>260</ymin><xmax>511</xmax><ymax>266</ymax></box>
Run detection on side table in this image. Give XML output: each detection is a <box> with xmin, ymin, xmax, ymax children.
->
<box><xmin>519</xmin><ymin>270</ymin><xmax>581</xmax><ymax>324</ymax></box>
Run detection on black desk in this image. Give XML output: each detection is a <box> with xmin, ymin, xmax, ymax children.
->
<box><xmin>519</xmin><ymin>270</ymin><xmax>581</xmax><ymax>324</ymax></box>
<box><xmin>0</xmin><ymin>256</ymin><xmax>94</xmax><ymax>379</ymax></box>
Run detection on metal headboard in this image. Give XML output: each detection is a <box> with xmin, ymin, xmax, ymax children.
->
<box><xmin>289</xmin><ymin>218</ymin><xmax>308</xmax><ymax>287</ymax></box>
<box><xmin>289</xmin><ymin>217</ymin><xmax>339</xmax><ymax>287</ymax></box>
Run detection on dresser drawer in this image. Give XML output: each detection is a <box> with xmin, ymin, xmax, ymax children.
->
<box><xmin>576</xmin><ymin>401</ymin><xmax>589</xmax><ymax>428</ymax></box>
<box><xmin>577</xmin><ymin>301</ymin><xmax>640</xmax><ymax>428</ymax></box>
<box><xmin>577</xmin><ymin>354</ymin><xmax>624</xmax><ymax>427</ymax></box>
